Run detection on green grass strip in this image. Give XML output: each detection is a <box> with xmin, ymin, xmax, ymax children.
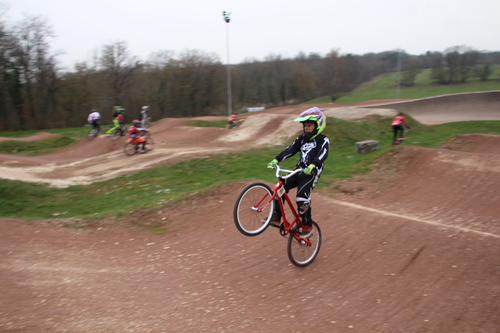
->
<box><xmin>1</xmin><ymin>116</ymin><xmax>499</xmax><ymax>221</ymax></box>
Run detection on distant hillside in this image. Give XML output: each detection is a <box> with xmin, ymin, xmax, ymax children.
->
<box><xmin>333</xmin><ymin>66</ymin><xmax>500</xmax><ymax>103</ymax></box>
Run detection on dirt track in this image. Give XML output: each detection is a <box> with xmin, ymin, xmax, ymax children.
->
<box><xmin>1</xmin><ymin>93</ymin><xmax>500</xmax><ymax>332</ymax></box>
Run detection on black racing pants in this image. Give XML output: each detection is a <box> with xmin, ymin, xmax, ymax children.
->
<box><xmin>393</xmin><ymin>125</ymin><xmax>404</xmax><ymax>142</ymax></box>
<box><xmin>91</xmin><ymin>120</ymin><xmax>101</xmax><ymax>131</ymax></box>
<box><xmin>273</xmin><ymin>172</ymin><xmax>319</xmax><ymax>227</ymax></box>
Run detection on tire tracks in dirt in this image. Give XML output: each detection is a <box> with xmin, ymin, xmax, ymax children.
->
<box><xmin>326</xmin><ymin>198</ymin><xmax>500</xmax><ymax>239</ymax></box>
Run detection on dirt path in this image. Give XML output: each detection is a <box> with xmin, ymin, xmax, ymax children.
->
<box><xmin>1</xmin><ymin>94</ymin><xmax>500</xmax><ymax>332</ymax></box>
<box><xmin>0</xmin><ymin>103</ymin><xmax>400</xmax><ymax>187</ymax></box>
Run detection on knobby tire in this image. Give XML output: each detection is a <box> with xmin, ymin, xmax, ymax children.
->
<box><xmin>145</xmin><ymin>137</ymin><xmax>154</xmax><ymax>151</ymax></box>
<box><xmin>109</xmin><ymin>129</ymin><xmax>122</xmax><ymax>141</ymax></box>
<box><xmin>124</xmin><ymin>142</ymin><xmax>138</xmax><ymax>156</ymax></box>
<box><xmin>287</xmin><ymin>221</ymin><xmax>322</xmax><ymax>267</ymax></box>
<box><xmin>88</xmin><ymin>128</ymin><xmax>98</xmax><ymax>141</ymax></box>
<box><xmin>233</xmin><ymin>182</ymin><xmax>275</xmax><ymax>236</ymax></box>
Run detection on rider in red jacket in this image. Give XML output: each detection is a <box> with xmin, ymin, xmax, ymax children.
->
<box><xmin>128</xmin><ymin>120</ymin><xmax>149</xmax><ymax>154</ymax></box>
<box><xmin>391</xmin><ymin>112</ymin><xmax>410</xmax><ymax>145</ymax></box>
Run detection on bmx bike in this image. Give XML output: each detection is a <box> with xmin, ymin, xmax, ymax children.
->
<box><xmin>392</xmin><ymin>136</ymin><xmax>406</xmax><ymax>146</ymax></box>
<box><xmin>233</xmin><ymin>165</ymin><xmax>322</xmax><ymax>267</ymax></box>
<box><xmin>105</xmin><ymin>126</ymin><xmax>124</xmax><ymax>141</ymax></box>
<box><xmin>392</xmin><ymin>129</ymin><xmax>410</xmax><ymax>146</ymax></box>
<box><xmin>227</xmin><ymin>118</ymin><xmax>243</xmax><ymax>129</ymax></box>
<box><xmin>87</xmin><ymin>127</ymin><xmax>100</xmax><ymax>141</ymax></box>
<box><xmin>123</xmin><ymin>135</ymin><xmax>154</xmax><ymax>156</ymax></box>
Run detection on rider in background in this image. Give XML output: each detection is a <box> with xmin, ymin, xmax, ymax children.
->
<box><xmin>228</xmin><ymin>112</ymin><xmax>238</xmax><ymax>129</ymax></box>
<box><xmin>107</xmin><ymin>106</ymin><xmax>126</xmax><ymax>136</ymax></box>
<box><xmin>128</xmin><ymin>119</ymin><xmax>149</xmax><ymax>154</ymax></box>
<box><xmin>117</xmin><ymin>108</ymin><xmax>126</xmax><ymax>135</ymax></box>
<box><xmin>391</xmin><ymin>112</ymin><xmax>410</xmax><ymax>145</ymax></box>
<box><xmin>140</xmin><ymin>106</ymin><xmax>150</xmax><ymax>128</ymax></box>
<box><xmin>87</xmin><ymin>109</ymin><xmax>101</xmax><ymax>132</ymax></box>
<box><xmin>267</xmin><ymin>107</ymin><xmax>330</xmax><ymax>239</ymax></box>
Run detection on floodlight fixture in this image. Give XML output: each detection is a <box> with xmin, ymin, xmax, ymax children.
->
<box><xmin>222</xmin><ymin>11</ymin><xmax>232</xmax><ymax>115</ymax></box>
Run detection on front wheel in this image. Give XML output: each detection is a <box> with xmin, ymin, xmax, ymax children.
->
<box><xmin>233</xmin><ymin>182</ymin><xmax>275</xmax><ymax>236</ymax></box>
<box><xmin>124</xmin><ymin>142</ymin><xmax>138</xmax><ymax>156</ymax></box>
<box><xmin>144</xmin><ymin>137</ymin><xmax>154</xmax><ymax>151</ymax></box>
<box><xmin>109</xmin><ymin>129</ymin><xmax>121</xmax><ymax>141</ymax></box>
<box><xmin>287</xmin><ymin>221</ymin><xmax>322</xmax><ymax>267</ymax></box>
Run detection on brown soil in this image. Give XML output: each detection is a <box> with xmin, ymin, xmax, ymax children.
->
<box><xmin>1</xmin><ymin>94</ymin><xmax>499</xmax><ymax>332</ymax></box>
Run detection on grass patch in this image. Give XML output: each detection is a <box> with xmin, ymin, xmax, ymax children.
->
<box><xmin>335</xmin><ymin>68</ymin><xmax>500</xmax><ymax>103</ymax></box>
<box><xmin>0</xmin><ymin>126</ymin><xmax>89</xmax><ymax>139</ymax></box>
<box><xmin>0</xmin><ymin>136</ymin><xmax>76</xmax><ymax>155</ymax></box>
<box><xmin>301</xmin><ymin>66</ymin><xmax>500</xmax><ymax>105</ymax></box>
<box><xmin>0</xmin><ymin>147</ymin><xmax>276</xmax><ymax>220</ymax></box>
<box><xmin>303</xmin><ymin>96</ymin><xmax>334</xmax><ymax>104</ymax></box>
<box><xmin>1</xmin><ymin>115</ymin><xmax>499</xmax><ymax>222</ymax></box>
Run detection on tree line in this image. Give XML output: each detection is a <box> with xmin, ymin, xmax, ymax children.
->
<box><xmin>1</xmin><ymin>15</ymin><xmax>499</xmax><ymax>131</ymax></box>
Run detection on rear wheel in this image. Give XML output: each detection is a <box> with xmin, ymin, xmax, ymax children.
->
<box><xmin>124</xmin><ymin>142</ymin><xmax>138</xmax><ymax>156</ymax></box>
<box><xmin>144</xmin><ymin>137</ymin><xmax>154</xmax><ymax>151</ymax></box>
<box><xmin>88</xmin><ymin>128</ymin><xmax>98</xmax><ymax>141</ymax></box>
<box><xmin>233</xmin><ymin>182</ymin><xmax>275</xmax><ymax>236</ymax></box>
<box><xmin>109</xmin><ymin>129</ymin><xmax>121</xmax><ymax>141</ymax></box>
<box><xmin>287</xmin><ymin>221</ymin><xmax>322</xmax><ymax>267</ymax></box>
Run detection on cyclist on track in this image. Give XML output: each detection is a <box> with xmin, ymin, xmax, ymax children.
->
<box><xmin>107</xmin><ymin>106</ymin><xmax>126</xmax><ymax>136</ymax></box>
<box><xmin>117</xmin><ymin>107</ymin><xmax>127</xmax><ymax>135</ymax></box>
<box><xmin>267</xmin><ymin>107</ymin><xmax>330</xmax><ymax>239</ymax></box>
<box><xmin>391</xmin><ymin>112</ymin><xmax>410</xmax><ymax>145</ymax></box>
<box><xmin>87</xmin><ymin>109</ymin><xmax>101</xmax><ymax>132</ymax></box>
<box><xmin>228</xmin><ymin>112</ymin><xmax>238</xmax><ymax>129</ymax></box>
<box><xmin>140</xmin><ymin>106</ymin><xmax>150</xmax><ymax>128</ymax></box>
<box><xmin>128</xmin><ymin>119</ymin><xmax>149</xmax><ymax>154</ymax></box>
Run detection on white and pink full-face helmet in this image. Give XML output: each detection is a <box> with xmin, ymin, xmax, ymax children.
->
<box><xmin>293</xmin><ymin>107</ymin><xmax>326</xmax><ymax>140</ymax></box>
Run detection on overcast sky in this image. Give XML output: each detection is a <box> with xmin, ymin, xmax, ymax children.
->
<box><xmin>4</xmin><ymin>0</ymin><xmax>500</xmax><ymax>70</ymax></box>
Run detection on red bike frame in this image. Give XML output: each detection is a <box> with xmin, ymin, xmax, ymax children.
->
<box><xmin>260</xmin><ymin>167</ymin><xmax>313</xmax><ymax>245</ymax></box>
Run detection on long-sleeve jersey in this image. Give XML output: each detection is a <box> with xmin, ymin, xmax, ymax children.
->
<box><xmin>88</xmin><ymin>112</ymin><xmax>100</xmax><ymax>123</ymax></box>
<box><xmin>391</xmin><ymin>115</ymin><xmax>408</xmax><ymax>126</ymax></box>
<box><xmin>116</xmin><ymin>114</ymin><xmax>125</xmax><ymax>124</ymax></box>
<box><xmin>276</xmin><ymin>133</ymin><xmax>330</xmax><ymax>170</ymax></box>
<box><xmin>128</xmin><ymin>125</ymin><xmax>146</xmax><ymax>139</ymax></box>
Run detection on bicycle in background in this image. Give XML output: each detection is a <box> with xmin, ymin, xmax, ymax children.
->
<box><xmin>87</xmin><ymin>127</ymin><xmax>99</xmax><ymax>141</ymax></box>
<box><xmin>123</xmin><ymin>135</ymin><xmax>154</xmax><ymax>156</ymax></box>
<box><xmin>105</xmin><ymin>125</ymin><xmax>124</xmax><ymax>141</ymax></box>
<box><xmin>392</xmin><ymin>129</ymin><xmax>411</xmax><ymax>146</ymax></box>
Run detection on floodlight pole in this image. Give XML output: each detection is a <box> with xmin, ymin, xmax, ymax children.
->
<box><xmin>396</xmin><ymin>49</ymin><xmax>401</xmax><ymax>99</ymax></box>
<box><xmin>223</xmin><ymin>11</ymin><xmax>232</xmax><ymax>116</ymax></box>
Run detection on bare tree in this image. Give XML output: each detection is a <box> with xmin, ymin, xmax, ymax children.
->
<box><xmin>11</xmin><ymin>15</ymin><xmax>58</xmax><ymax>129</ymax></box>
<box><xmin>320</xmin><ymin>49</ymin><xmax>354</xmax><ymax>101</ymax></box>
<box><xmin>0</xmin><ymin>17</ymin><xmax>18</xmax><ymax>130</ymax></box>
<box><xmin>288</xmin><ymin>62</ymin><xmax>317</xmax><ymax>102</ymax></box>
<box><xmin>99</xmin><ymin>41</ymin><xmax>140</xmax><ymax>108</ymax></box>
<box><xmin>401</xmin><ymin>55</ymin><xmax>422</xmax><ymax>87</ymax></box>
<box><xmin>430</xmin><ymin>52</ymin><xmax>446</xmax><ymax>84</ymax></box>
<box><xmin>59</xmin><ymin>61</ymin><xmax>98</xmax><ymax>126</ymax></box>
<box><xmin>441</xmin><ymin>46</ymin><xmax>480</xmax><ymax>84</ymax></box>
<box><xmin>168</xmin><ymin>50</ymin><xmax>224</xmax><ymax>117</ymax></box>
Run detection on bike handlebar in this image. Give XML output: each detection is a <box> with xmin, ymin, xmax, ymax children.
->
<box><xmin>268</xmin><ymin>165</ymin><xmax>303</xmax><ymax>179</ymax></box>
